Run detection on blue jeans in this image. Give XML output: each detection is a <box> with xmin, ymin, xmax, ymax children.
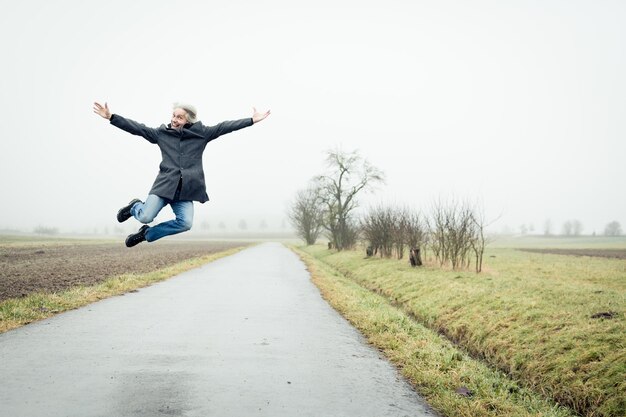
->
<box><xmin>130</xmin><ymin>194</ymin><xmax>194</xmax><ymax>242</ymax></box>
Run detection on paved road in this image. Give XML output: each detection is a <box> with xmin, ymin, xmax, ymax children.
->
<box><xmin>0</xmin><ymin>242</ymin><xmax>438</xmax><ymax>417</ymax></box>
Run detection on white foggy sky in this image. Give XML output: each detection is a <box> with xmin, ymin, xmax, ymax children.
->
<box><xmin>0</xmin><ymin>0</ymin><xmax>624</xmax><ymax>234</ymax></box>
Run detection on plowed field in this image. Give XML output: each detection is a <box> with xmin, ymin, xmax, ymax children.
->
<box><xmin>0</xmin><ymin>240</ymin><xmax>244</xmax><ymax>301</ymax></box>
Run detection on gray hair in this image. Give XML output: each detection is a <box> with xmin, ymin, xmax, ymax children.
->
<box><xmin>173</xmin><ymin>102</ymin><xmax>198</xmax><ymax>123</ymax></box>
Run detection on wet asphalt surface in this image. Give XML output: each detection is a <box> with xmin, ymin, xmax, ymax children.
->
<box><xmin>0</xmin><ymin>242</ymin><xmax>439</xmax><ymax>417</ymax></box>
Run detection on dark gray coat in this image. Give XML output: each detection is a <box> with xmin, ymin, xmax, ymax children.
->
<box><xmin>110</xmin><ymin>114</ymin><xmax>253</xmax><ymax>203</ymax></box>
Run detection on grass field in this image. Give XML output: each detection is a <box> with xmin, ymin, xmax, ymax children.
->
<box><xmin>295</xmin><ymin>237</ymin><xmax>625</xmax><ymax>417</ymax></box>
<box><xmin>489</xmin><ymin>235</ymin><xmax>626</xmax><ymax>250</ymax></box>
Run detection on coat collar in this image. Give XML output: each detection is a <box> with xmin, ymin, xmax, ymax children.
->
<box><xmin>163</xmin><ymin>121</ymin><xmax>205</xmax><ymax>139</ymax></box>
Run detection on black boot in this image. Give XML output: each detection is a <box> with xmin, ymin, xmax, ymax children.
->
<box><xmin>117</xmin><ymin>198</ymin><xmax>142</xmax><ymax>223</ymax></box>
<box><xmin>125</xmin><ymin>225</ymin><xmax>149</xmax><ymax>248</ymax></box>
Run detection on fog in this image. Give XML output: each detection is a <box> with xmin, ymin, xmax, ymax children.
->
<box><xmin>1</xmin><ymin>0</ymin><xmax>624</xmax><ymax>237</ymax></box>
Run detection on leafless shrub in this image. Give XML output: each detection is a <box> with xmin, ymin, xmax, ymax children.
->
<box><xmin>393</xmin><ymin>209</ymin><xmax>407</xmax><ymax>260</ymax></box>
<box><xmin>429</xmin><ymin>198</ymin><xmax>492</xmax><ymax>272</ymax></box>
<box><xmin>360</xmin><ymin>206</ymin><xmax>394</xmax><ymax>258</ymax></box>
<box><xmin>361</xmin><ymin>205</ymin><xmax>428</xmax><ymax>262</ymax></box>
<box><xmin>288</xmin><ymin>186</ymin><xmax>325</xmax><ymax>245</ymax></box>
<box><xmin>405</xmin><ymin>211</ymin><xmax>428</xmax><ymax>257</ymax></box>
<box><xmin>341</xmin><ymin>219</ymin><xmax>360</xmax><ymax>250</ymax></box>
<box><xmin>469</xmin><ymin>202</ymin><xmax>494</xmax><ymax>273</ymax></box>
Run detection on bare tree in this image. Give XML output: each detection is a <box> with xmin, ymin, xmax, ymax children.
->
<box><xmin>543</xmin><ymin>219</ymin><xmax>552</xmax><ymax>236</ymax></box>
<box><xmin>448</xmin><ymin>204</ymin><xmax>475</xmax><ymax>270</ymax></box>
<box><xmin>562</xmin><ymin>219</ymin><xmax>582</xmax><ymax>236</ymax></box>
<box><xmin>469</xmin><ymin>202</ymin><xmax>497</xmax><ymax>273</ymax></box>
<box><xmin>429</xmin><ymin>199</ymin><xmax>475</xmax><ymax>270</ymax></box>
<box><xmin>392</xmin><ymin>209</ymin><xmax>407</xmax><ymax>259</ymax></box>
<box><xmin>572</xmin><ymin>219</ymin><xmax>583</xmax><ymax>236</ymax></box>
<box><xmin>316</xmin><ymin>149</ymin><xmax>384</xmax><ymax>251</ymax></box>
<box><xmin>34</xmin><ymin>225</ymin><xmax>59</xmax><ymax>235</ymax></box>
<box><xmin>519</xmin><ymin>224</ymin><xmax>528</xmax><ymax>235</ymax></box>
<box><xmin>288</xmin><ymin>186</ymin><xmax>325</xmax><ymax>245</ymax></box>
<box><xmin>562</xmin><ymin>220</ymin><xmax>573</xmax><ymax>236</ymax></box>
<box><xmin>604</xmin><ymin>221</ymin><xmax>623</xmax><ymax>236</ymax></box>
<box><xmin>429</xmin><ymin>203</ymin><xmax>445</xmax><ymax>265</ymax></box>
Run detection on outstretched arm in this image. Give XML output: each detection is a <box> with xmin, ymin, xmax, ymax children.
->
<box><xmin>252</xmin><ymin>107</ymin><xmax>271</xmax><ymax>124</ymax></box>
<box><xmin>93</xmin><ymin>101</ymin><xmax>158</xmax><ymax>143</ymax></box>
<box><xmin>93</xmin><ymin>102</ymin><xmax>112</xmax><ymax>120</ymax></box>
<box><xmin>203</xmin><ymin>106</ymin><xmax>271</xmax><ymax>141</ymax></box>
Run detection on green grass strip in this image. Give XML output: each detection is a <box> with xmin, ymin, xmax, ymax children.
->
<box><xmin>300</xmin><ymin>245</ymin><xmax>625</xmax><ymax>417</ymax></box>
<box><xmin>292</xmin><ymin>245</ymin><xmax>579</xmax><ymax>417</ymax></box>
<box><xmin>0</xmin><ymin>246</ymin><xmax>246</xmax><ymax>333</ymax></box>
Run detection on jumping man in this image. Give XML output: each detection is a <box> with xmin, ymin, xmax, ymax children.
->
<box><xmin>93</xmin><ymin>102</ymin><xmax>270</xmax><ymax>247</ymax></box>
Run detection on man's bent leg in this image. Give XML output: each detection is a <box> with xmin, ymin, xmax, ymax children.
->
<box><xmin>131</xmin><ymin>194</ymin><xmax>168</xmax><ymax>224</ymax></box>
<box><xmin>144</xmin><ymin>200</ymin><xmax>193</xmax><ymax>242</ymax></box>
<box><xmin>117</xmin><ymin>199</ymin><xmax>142</xmax><ymax>223</ymax></box>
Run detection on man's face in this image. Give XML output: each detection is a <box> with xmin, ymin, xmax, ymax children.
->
<box><xmin>171</xmin><ymin>108</ymin><xmax>188</xmax><ymax>128</ymax></box>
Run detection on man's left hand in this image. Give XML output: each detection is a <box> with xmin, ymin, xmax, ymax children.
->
<box><xmin>252</xmin><ymin>107</ymin><xmax>271</xmax><ymax>124</ymax></box>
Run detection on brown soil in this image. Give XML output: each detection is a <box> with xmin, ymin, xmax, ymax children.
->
<box><xmin>517</xmin><ymin>248</ymin><xmax>626</xmax><ymax>259</ymax></box>
<box><xmin>0</xmin><ymin>241</ymin><xmax>244</xmax><ymax>302</ymax></box>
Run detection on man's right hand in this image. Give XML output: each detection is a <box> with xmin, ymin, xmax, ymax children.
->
<box><xmin>93</xmin><ymin>102</ymin><xmax>112</xmax><ymax>120</ymax></box>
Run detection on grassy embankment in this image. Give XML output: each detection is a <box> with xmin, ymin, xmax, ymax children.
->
<box><xmin>293</xmin><ymin>239</ymin><xmax>625</xmax><ymax>417</ymax></box>
<box><xmin>0</xmin><ymin>242</ymin><xmax>247</xmax><ymax>334</ymax></box>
